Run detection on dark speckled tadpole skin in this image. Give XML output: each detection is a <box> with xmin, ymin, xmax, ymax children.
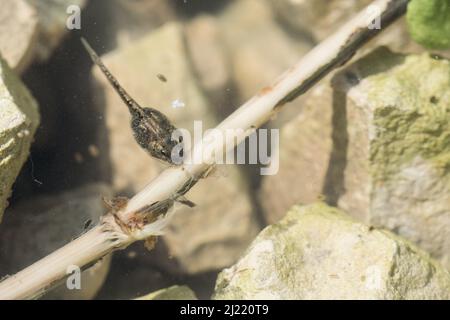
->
<box><xmin>81</xmin><ymin>37</ymin><xmax>180</xmax><ymax>165</ymax></box>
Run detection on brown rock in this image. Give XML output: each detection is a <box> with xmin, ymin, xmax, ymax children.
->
<box><xmin>184</xmin><ymin>14</ymin><xmax>231</xmax><ymax>118</ymax></box>
<box><xmin>261</xmin><ymin>47</ymin><xmax>450</xmax><ymax>269</ymax></box>
<box><xmin>0</xmin><ymin>55</ymin><xmax>40</xmax><ymax>221</ymax></box>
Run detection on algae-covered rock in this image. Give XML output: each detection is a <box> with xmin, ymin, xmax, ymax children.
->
<box><xmin>185</xmin><ymin>14</ymin><xmax>231</xmax><ymax>117</ymax></box>
<box><xmin>91</xmin><ymin>22</ymin><xmax>258</xmax><ymax>274</ymax></box>
<box><xmin>214</xmin><ymin>203</ymin><xmax>450</xmax><ymax>300</ymax></box>
<box><xmin>0</xmin><ymin>56</ymin><xmax>39</xmax><ymax>222</ymax></box>
<box><xmin>407</xmin><ymin>0</ymin><xmax>450</xmax><ymax>49</ymax></box>
<box><xmin>330</xmin><ymin>48</ymin><xmax>450</xmax><ymax>269</ymax></box>
<box><xmin>260</xmin><ymin>48</ymin><xmax>450</xmax><ymax>269</ymax></box>
<box><xmin>136</xmin><ymin>285</ymin><xmax>197</xmax><ymax>300</ymax></box>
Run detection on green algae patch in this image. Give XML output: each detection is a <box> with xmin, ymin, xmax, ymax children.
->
<box><xmin>407</xmin><ymin>0</ymin><xmax>450</xmax><ymax>49</ymax></box>
<box><xmin>367</xmin><ymin>53</ymin><xmax>450</xmax><ymax>182</ymax></box>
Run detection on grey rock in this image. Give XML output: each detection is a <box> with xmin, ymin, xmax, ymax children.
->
<box><xmin>260</xmin><ymin>47</ymin><xmax>450</xmax><ymax>270</ymax></box>
<box><xmin>214</xmin><ymin>203</ymin><xmax>450</xmax><ymax>300</ymax></box>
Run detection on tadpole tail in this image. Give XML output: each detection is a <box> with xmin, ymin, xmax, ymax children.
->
<box><xmin>80</xmin><ymin>37</ymin><xmax>142</xmax><ymax>115</ymax></box>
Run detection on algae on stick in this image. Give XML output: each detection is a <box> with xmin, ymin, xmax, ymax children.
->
<box><xmin>407</xmin><ymin>0</ymin><xmax>450</xmax><ymax>49</ymax></box>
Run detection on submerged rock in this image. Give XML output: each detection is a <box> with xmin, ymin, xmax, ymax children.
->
<box><xmin>0</xmin><ymin>0</ymin><xmax>38</xmax><ymax>73</ymax></box>
<box><xmin>0</xmin><ymin>183</ymin><xmax>112</xmax><ymax>299</ymax></box>
<box><xmin>214</xmin><ymin>203</ymin><xmax>450</xmax><ymax>300</ymax></box>
<box><xmin>136</xmin><ymin>285</ymin><xmax>197</xmax><ymax>300</ymax></box>
<box><xmin>331</xmin><ymin>48</ymin><xmax>450</xmax><ymax>269</ymax></box>
<box><xmin>0</xmin><ymin>56</ymin><xmax>40</xmax><ymax>222</ymax></box>
<box><xmin>90</xmin><ymin>22</ymin><xmax>258</xmax><ymax>274</ymax></box>
<box><xmin>260</xmin><ymin>48</ymin><xmax>450</xmax><ymax>269</ymax></box>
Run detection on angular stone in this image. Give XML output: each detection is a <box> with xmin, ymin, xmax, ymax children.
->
<box><xmin>164</xmin><ymin>167</ymin><xmax>258</xmax><ymax>274</ymax></box>
<box><xmin>0</xmin><ymin>56</ymin><xmax>40</xmax><ymax>222</ymax></box>
<box><xmin>91</xmin><ymin>23</ymin><xmax>258</xmax><ymax>274</ymax></box>
<box><xmin>0</xmin><ymin>183</ymin><xmax>112</xmax><ymax>299</ymax></box>
<box><xmin>261</xmin><ymin>48</ymin><xmax>450</xmax><ymax>269</ymax></box>
<box><xmin>331</xmin><ymin>48</ymin><xmax>450</xmax><ymax>269</ymax></box>
<box><xmin>269</xmin><ymin>0</ymin><xmax>424</xmax><ymax>55</ymax></box>
<box><xmin>0</xmin><ymin>0</ymin><xmax>38</xmax><ymax>73</ymax></box>
<box><xmin>214</xmin><ymin>203</ymin><xmax>450</xmax><ymax>300</ymax></box>
<box><xmin>136</xmin><ymin>285</ymin><xmax>197</xmax><ymax>300</ymax></box>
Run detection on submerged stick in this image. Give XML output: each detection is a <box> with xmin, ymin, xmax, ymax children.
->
<box><xmin>0</xmin><ymin>0</ymin><xmax>409</xmax><ymax>299</ymax></box>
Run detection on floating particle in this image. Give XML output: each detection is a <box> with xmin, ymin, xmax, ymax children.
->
<box><xmin>88</xmin><ymin>144</ymin><xmax>100</xmax><ymax>157</ymax></box>
<box><xmin>171</xmin><ymin>99</ymin><xmax>186</xmax><ymax>109</ymax></box>
<box><xmin>157</xmin><ymin>73</ymin><xmax>167</xmax><ymax>82</ymax></box>
<box><xmin>17</xmin><ymin>129</ymin><xmax>30</xmax><ymax>138</ymax></box>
